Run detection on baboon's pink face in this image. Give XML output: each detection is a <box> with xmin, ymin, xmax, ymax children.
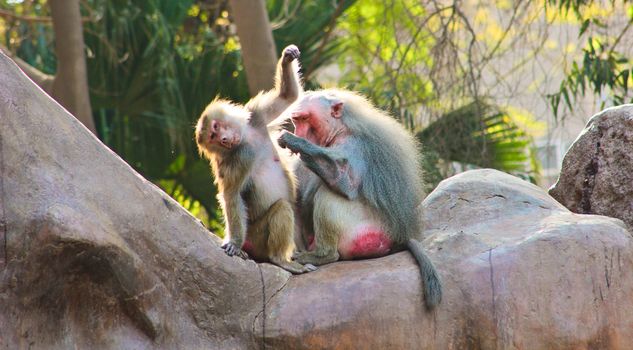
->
<box><xmin>290</xmin><ymin>93</ymin><xmax>344</xmax><ymax>146</ymax></box>
<box><xmin>196</xmin><ymin>116</ymin><xmax>242</xmax><ymax>151</ymax></box>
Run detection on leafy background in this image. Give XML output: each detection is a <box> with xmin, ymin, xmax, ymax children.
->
<box><xmin>3</xmin><ymin>0</ymin><xmax>630</xmax><ymax>231</ymax></box>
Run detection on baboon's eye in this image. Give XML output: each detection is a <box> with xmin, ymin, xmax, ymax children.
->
<box><xmin>213</xmin><ymin>122</ymin><xmax>218</xmax><ymax>130</ymax></box>
<box><xmin>210</xmin><ymin>132</ymin><xmax>216</xmax><ymax>140</ymax></box>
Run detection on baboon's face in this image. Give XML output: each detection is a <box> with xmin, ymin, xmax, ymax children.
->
<box><xmin>196</xmin><ymin>113</ymin><xmax>242</xmax><ymax>153</ymax></box>
<box><xmin>289</xmin><ymin>93</ymin><xmax>345</xmax><ymax>146</ymax></box>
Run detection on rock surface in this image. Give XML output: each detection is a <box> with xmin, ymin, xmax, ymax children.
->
<box><xmin>549</xmin><ymin>105</ymin><xmax>633</xmax><ymax>228</ymax></box>
<box><xmin>264</xmin><ymin>169</ymin><xmax>633</xmax><ymax>349</ymax></box>
<box><xmin>0</xmin><ymin>50</ymin><xmax>290</xmax><ymax>349</ymax></box>
<box><xmin>2</xmin><ymin>51</ymin><xmax>633</xmax><ymax>349</ymax></box>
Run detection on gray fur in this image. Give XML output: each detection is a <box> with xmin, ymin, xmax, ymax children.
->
<box><xmin>407</xmin><ymin>239</ymin><xmax>442</xmax><ymax>309</ymax></box>
<box><xmin>335</xmin><ymin>90</ymin><xmax>424</xmax><ymax>246</ymax></box>
<box><xmin>281</xmin><ymin>88</ymin><xmax>442</xmax><ymax>309</ymax></box>
<box><xmin>285</xmin><ymin>89</ymin><xmax>425</xmax><ymax>246</ymax></box>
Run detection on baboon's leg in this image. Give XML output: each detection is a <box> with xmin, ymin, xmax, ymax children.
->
<box><xmin>263</xmin><ymin>199</ymin><xmax>316</xmax><ymax>274</ymax></box>
<box><xmin>292</xmin><ymin>189</ymin><xmax>340</xmax><ymax>266</ymax></box>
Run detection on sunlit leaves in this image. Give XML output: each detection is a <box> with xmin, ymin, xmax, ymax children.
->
<box><xmin>547</xmin><ymin>0</ymin><xmax>633</xmax><ymax>117</ymax></box>
<box><xmin>82</xmin><ymin>0</ymin><xmax>355</xmax><ymax>228</ymax></box>
<box><xmin>548</xmin><ymin>35</ymin><xmax>633</xmax><ymax>117</ymax></box>
<box><xmin>1</xmin><ymin>0</ymin><xmax>56</xmax><ymax>73</ymax></box>
<box><xmin>337</xmin><ymin>0</ymin><xmax>434</xmax><ymax>112</ymax></box>
<box><xmin>336</xmin><ymin>0</ymin><xmax>537</xmax><ymax>183</ymax></box>
<box><xmin>268</xmin><ymin>0</ymin><xmax>356</xmax><ymax>85</ymax></box>
<box><xmin>418</xmin><ymin>101</ymin><xmax>536</xmax><ymax>184</ymax></box>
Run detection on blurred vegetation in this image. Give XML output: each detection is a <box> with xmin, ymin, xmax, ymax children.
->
<box><xmin>1</xmin><ymin>0</ymin><xmax>355</xmax><ymax>232</ymax></box>
<box><xmin>336</xmin><ymin>0</ymin><xmax>538</xmax><ymax>189</ymax></box>
<box><xmin>4</xmin><ymin>0</ymin><xmax>627</xmax><ymax>230</ymax></box>
<box><xmin>546</xmin><ymin>0</ymin><xmax>633</xmax><ymax>117</ymax></box>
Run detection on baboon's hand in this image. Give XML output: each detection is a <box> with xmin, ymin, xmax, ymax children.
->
<box><xmin>282</xmin><ymin>45</ymin><xmax>300</xmax><ymax>64</ymax></box>
<box><xmin>222</xmin><ymin>242</ymin><xmax>249</xmax><ymax>259</ymax></box>
<box><xmin>277</xmin><ymin>130</ymin><xmax>301</xmax><ymax>153</ymax></box>
<box><xmin>277</xmin><ymin>130</ymin><xmax>291</xmax><ymax>149</ymax></box>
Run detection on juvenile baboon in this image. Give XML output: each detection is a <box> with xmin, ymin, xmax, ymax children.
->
<box><xmin>278</xmin><ymin>89</ymin><xmax>442</xmax><ymax>307</ymax></box>
<box><xmin>195</xmin><ymin>45</ymin><xmax>315</xmax><ymax>274</ymax></box>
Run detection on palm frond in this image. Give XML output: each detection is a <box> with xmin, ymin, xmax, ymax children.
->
<box><xmin>418</xmin><ymin>101</ymin><xmax>536</xmax><ymax>182</ymax></box>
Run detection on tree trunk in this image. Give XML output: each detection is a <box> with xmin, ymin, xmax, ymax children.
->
<box><xmin>49</xmin><ymin>0</ymin><xmax>95</xmax><ymax>134</ymax></box>
<box><xmin>228</xmin><ymin>0</ymin><xmax>278</xmax><ymax>96</ymax></box>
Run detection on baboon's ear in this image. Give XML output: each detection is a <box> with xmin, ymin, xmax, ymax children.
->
<box><xmin>331</xmin><ymin>101</ymin><xmax>344</xmax><ymax>118</ymax></box>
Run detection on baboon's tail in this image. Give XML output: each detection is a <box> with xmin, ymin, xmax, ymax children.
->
<box><xmin>407</xmin><ymin>239</ymin><xmax>442</xmax><ymax>310</ymax></box>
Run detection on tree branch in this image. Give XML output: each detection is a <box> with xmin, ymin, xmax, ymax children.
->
<box><xmin>303</xmin><ymin>0</ymin><xmax>346</xmax><ymax>81</ymax></box>
<box><xmin>0</xmin><ymin>8</ymin><xmax>92</xmax><ymax>23</ymax></box>
<box><xmin>0</xmin><ymin>46</ymin><xmax>54</xmax><ymax>93</ymax></box>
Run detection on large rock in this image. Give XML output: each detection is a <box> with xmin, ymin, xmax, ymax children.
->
<box><xmin>264</xmin><ymin>169</ymin><xmax>633</xmax><ymax>349</ymax></box>
<box><xmin>0</xmin><ymin>51</ymin><xmax>290</xmax><ymax>349</ymax></box>
<box><xmin>2</xmin><ymin>51</ymin><xmax>633</xmax><ymax>349</ymax></box>
<box><xmin>549</xmin><ymin>105</ymin><xmax>633</xmax><ymax>227</ymax></box>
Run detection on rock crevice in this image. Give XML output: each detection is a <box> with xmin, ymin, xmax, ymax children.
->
<box><xmin>551</xmin><ymin>105</ymin><xmax>633</xmax><ymax>227</ymax></box>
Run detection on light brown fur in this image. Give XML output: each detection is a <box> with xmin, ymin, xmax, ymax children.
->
<box><xmin>195</xmin><ymin>45</ymin><xmax>315</xmax><ymax>274</ymax></box>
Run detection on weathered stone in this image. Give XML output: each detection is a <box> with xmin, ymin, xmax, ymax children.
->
<box><xmin>263</xmin><ymin>169</ymin><xmax>633</xmax><ymax>349</ymax></box>
<box><xmin>0</xmin><ymin>50</ymin><xmax>289</xmax><ymax>349</ymax></box>
<box><xmin>2</xmin><ymin>50</ymin><xmax>633</xmax><ymax>349</ymax></box>
<box><xmin>549</xmin><ymin>105</ymin><xmax>633</xmax><ymax>228</ymax></box>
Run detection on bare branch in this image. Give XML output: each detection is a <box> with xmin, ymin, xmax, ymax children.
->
<box><xmin>0</xmin><ymin>46</ymin><xmax>54</xmax><ymax>93</ymax></box>
<box><xmin>303</xmin><ymin>0</ymin><xmax>346</xmax><ymax>81</ymax></box>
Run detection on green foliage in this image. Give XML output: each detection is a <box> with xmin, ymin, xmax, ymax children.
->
<box><xmin>82</xmin><ymin>0</ymin><xmax>225</xmax><ymax>226</ymax></box>
<box><xmin>269</xmin><ymin>0</ymin><xmax>356</xmax><ymax>86</ymax></box>
<box><xmin>418</xmin><ymin>101</ymin><xmax>537</xmax><ymax>188</ymax></box>
<box><xmin>549</xmin><ymin>36</ymin><xmax>632</xmax><ymax>116</ymax></box>
<box><xmin>337</xmin><ymin>0</ymin><xmax>537</xmax><ymax>186</ymax></box>
<box><xmin>546</xmin><ymin>0</ymin><xmax>633</xmax><ymax>117</ymax></box>
<box><xmin>2</xmin><ymin>0</ymin><xmax>542</xmax><ymax>223</ymax></box>
<box><xmin>82</xmin><ymin>0</ymin><xmax>354</xmax><ymax>227</ymax></box>
<box><xmin>337</xmin><ymin>0</ymin><xmax>434</xmax><ymax>108</ymax></box>
<box><xmin>1</xmin><ymin>1</ymin><xmax>56</xmax><ymax>73</ymax></box>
